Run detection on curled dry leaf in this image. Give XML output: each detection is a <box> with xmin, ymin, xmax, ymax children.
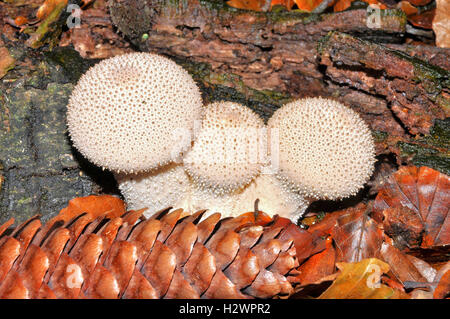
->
<box><xmin>373</xmin><ymin>166</ymin><xmax>450</xmax><ymax>248</ymax></box>
<box><xmin>380</xmin><ymin>242</ymin><xmax>434</xmax><ymax>286</ymax></box>
<box><xmin>0</xmin><ymin>47</ymin><xmax>15</xmax><ymax>79</ymax></box>
<box><xmin>318</xmin><ymin>258</ymin><xmax>409</xmax><ymax>299</ymax></box>
<box><xmin>434</xmin><ymin>268</ymin><xmax>450</xmax><ymax>299</ymax></box>
<box><xmin>36</xmin><ymin>0</ymin><xmax>68</xmax><ymax>21</ymax></box>
<box><xmin>295</xmin><ymin>237</ymin><xmax>336</xmax><ymax>287</ymax></box>
<box><xmin>331</xmin><ymin>204</ymin><xmax>384</xmax><ymax>263</ymax></box>
<box><xmin>433</xmin><ymin>0</ymin><xmax>450</xmax><ymax>48</ymax></box>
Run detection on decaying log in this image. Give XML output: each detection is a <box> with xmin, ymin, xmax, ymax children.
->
<box><xmin>109</xmin><ymin>0</ymin><xmax>449</xmax><ymax>174</ymax></box>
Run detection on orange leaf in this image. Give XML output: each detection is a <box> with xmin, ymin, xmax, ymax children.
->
<box><xmin>434</xmin><ymin>267</ymin><xmax>450</xmax><ymax>299</ymax></box>
<box><xmin>226</xmin><ymin>0</ymin><xmax>271</xmax><ymax>11</ymax></box>
<box><xmin>373</xmin><ymin>166</ymin><xmax>450</xmax><ymax>248</ymax></box>
<box><xmin>318</xmin><ymin>258</ymin><xmax>409</xmax><ymax>299</ymax></box>
<box><xmin>333</xmin><ymin>0</ymin><xmax>353</xmax><ymax>12</ymax></box>
<box><xmin>45</xmin><ymin>195</ymin><xmax>126</xmax><ymax>231</ymax></box>
<box><xmin>331</xmin><ymin>204</ymin><xmax>384</xmax><ymax>263</ymax></box>
<box><xmin>397</xmin><ymin>1</ymin><xmax>418</xmax><ymax>16</ymax></box>
<box><xmin>0</xmin><ymin>47</ymin><xmax>15</xmax><ymax>79</ymax></box>
<box><xmin>293</xmin><ymin>0</ymin><xmax>323</xmax><ymax>12</ymax></box>
<box><xmin>296</xmin><ymin>237</ymin><xmax>336</xmax><ymax>286</ymax></box>
<box><xmin>14</xmin><ymin>16</ymin><xmax>29</xmax><ymax>26</ymax></box>
<box><xmin>0</xmin><ymin>218</ymin><xmax>14</xmax><ymax>238</ymax></box>
<box><xmin>36</xmin><ymin>0</ymin><xmax>68</xmax><ymax>21</ymax></box>
<box><xmin>270</xmin><ymin>0</ymin><xmax>296</xmax><ymax>10</ymax></box>
<box><xmin>433</xmin><ymin>0</ymin><xmax>450</xmax><ymax>48</ymax></box>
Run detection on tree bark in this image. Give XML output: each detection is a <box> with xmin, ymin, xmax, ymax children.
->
<box><xmin>109</xmin><ymin>0</ymin><xmax>449</xmax><ymax>174</ymax></box>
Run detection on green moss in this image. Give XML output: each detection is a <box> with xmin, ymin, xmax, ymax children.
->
<box><xmin>398</xmin><ymin>119</ymin><xmax>450</xmax><ymax>175</ymax></box>
<box><xmin>176</xmin><ymin>57</ymin><xmax>291</xmax><ymax>107</ymax></box>
<box><xmin>27</xmin><ymin>2</ymin><xmax>67</xmax><ymax>49</ymax></box>
<box><xmin>372</xmin><ymin>130</ymin><xmax>388</xmax><ymax>143</ymax></box>
<box><xmin>390</xmin><ymin>49</ymin><xmax>450</xmax><ymax>95</ymax></box>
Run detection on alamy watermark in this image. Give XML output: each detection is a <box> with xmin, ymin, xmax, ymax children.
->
<box><xmin>66</xmin><ymin>4</ymin><xmax>81</xmax><ymax>29</ymax></box>
<box><xmin>366</xmin><ymin>4</ymin><xmax>382</xmax><ymax>29</ymax></box>
<box><xmin>170</xmin><ymin>122</ymin><xmax>280</xmax><ymax>175</ymax></box>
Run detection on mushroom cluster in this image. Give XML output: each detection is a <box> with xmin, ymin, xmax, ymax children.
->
<box><xmin>67</xmin><ymin>52</ymin><xmax>376</xmax><ymax>223</ymax></box>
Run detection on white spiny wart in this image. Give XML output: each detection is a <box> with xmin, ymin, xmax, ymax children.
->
<box><xmin>67</xmin><ymin>52</ymin><xmax>203</xmax><ymax>173</ymax></box>
<box><xmin>268</xmin><ymin>97</ymin><xmax>376</xmax><ymax>201</ymax></box>
<box><xmin>184</xmin><ymin>101</ymin><xmax>265</xmax><ymax>195</ymax></box>
<box><xmin>115</xmin><ymin>163</ymin><xmax>191</xmax><ymax>213</ymax></box>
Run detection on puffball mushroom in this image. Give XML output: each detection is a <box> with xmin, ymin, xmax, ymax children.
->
<box><xmin>67</xmin><ymin>52</ymin><xmax>203</xmax><ymax>173</ymax></box>
<box><xmin>268</xmin><ymin>97</ymin><xmax>376</xmax><ymax>201</ymax></box>
<box><xmin>188</xmin><ymin>174</ymin><xmax>309</xmax><ymax>221</ymax></box>
<box><xmin>115</xmin><ymin>163</ymin><xmax>191</xmax><ymax>213</ymax></box>
<box><xmin>184</xmin><ymin>101</ymin><xmax>265</xmax><ymax>194</ymax></box>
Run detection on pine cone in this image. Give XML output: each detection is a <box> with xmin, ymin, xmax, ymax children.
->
<box><xmin>0</xmin><ymin>205</ymin><xmax>302</xmax><ymax>299</ymax></box>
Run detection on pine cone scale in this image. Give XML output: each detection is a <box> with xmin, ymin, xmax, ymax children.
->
<box><xmin>0</xmin><ymin>204</ymin><xmax>303</xmax><ymax>299</ymax></box>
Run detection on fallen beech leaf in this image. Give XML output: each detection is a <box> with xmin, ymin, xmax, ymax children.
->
<box><xmin>382</xmin><ymin>206</ymin><xmax>424</xmax><ymax>249</ymax></box>
<box><xmin>294</xmin><ymin>0</ymin><xmax>323</xmax><ymax>12</ymax></box>
<box><xmin>44</xmin><ymin>195</ymin><xmax>126</xmax><ymax>233</ymax></box>
<box><xmin>405</xmin><ymin>0</ymin><xmax>433</xmax><ymax>5</ymax></box>
<box><xmin>331</xmin><ymin>204</ymin><xmax>384</xmax><ymax>262</ymax></box>
<box><xmin>434</xmin><ymin>271</ymin><xmax>450</xmax><ymax>299</ymax></box>
<box><xmin>0</xmin><ymin>47</ymin><xmax>15</xmax><ymax>79</ymax></box>
<box><xmin>407</xmin><ymin>8</ymin><xmax>435</xmax><ymax>29</ymax></box>
<box><xmin>36</xmin><ymin>0</ymin><xmax>68</xmax><ymax>21</ymax></box>
<box><xmin>0</xmin><ymin>218</ymin><xmax>14</xmax><ymax>238</ymax></box>
<box><xmin>14</xmin><ymin>16</ymin><xmax>29</xmax><ymax>26</ymax></box>
<box><xmin>319</xmin><ymin>258</ymin><xmax>409</xmax><ymax>299</ymax></box>
<box><xmin>433</xmin><ymin>0</ymin><xmax>450</xmax><ymax>48</ymax></box>
<box><xmin>226</xmin><ymin>0</ymin><xmax>271</xmax><ymax>11</ymax></box>
<box><xmin>306</xmin><ymin>209</ymin><xmax>348</xmax><ymax>236</ymax></box>
<box><xmin>433</xmin><ymin>262</ymin><xmax>450</xmax><ymax>299</ymax></box>
<box><xmin>373</xmin><ymin>166</ymin><xmax>450</xmax><ymax>248</ymax></box>
<box><xmin>333</xmin><ymin>0</ymin><xmax>353</xmax><ymax>12</ymax></box>
<box><xmin>270</xmin><ymin>0</ymin><xmax>295</xmax><ymax>10</ymax></box>
<box><xmin>296</xmin><ymin>237</ymin><xmax>336</xmax><ymax>286</ymax></box>
<box><xmin>380</xmin><ymin>242</ymin><xmax>432</xmax><ymax>286</ymax></box>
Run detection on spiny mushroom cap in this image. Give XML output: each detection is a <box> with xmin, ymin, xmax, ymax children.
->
<box><xmin>116</xmin><ymin>163</ymin><xmax>191</xmax><ymax>216</ymax></box>
<box><xmin>67</xmin><ymin>52</ymin><xmax>203</xmax><ymax>173</ymax></box>
<box><xmin>268</xmin><ymin>97</ymin><xmax>376</xmax><ymax>200</ymax></box>
<box><xmin>184</xmin><ymin>101</ymin><xmax>265</xmax><ymax>194</ymax></box>
<box><xmin>189</xmin><ymin>174</ymin><xmax>309</xmax><ymax>222</ymax></box>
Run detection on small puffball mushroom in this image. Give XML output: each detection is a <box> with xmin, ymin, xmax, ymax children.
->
<box><xmin>268</xmin><ymin>97</ymin><xmax>375</xmax><ymax>200</ymax></box>
<box><xmin>188</xmin><ymin>174</ymin><xmax>309</xmax><ymax>222</ymax></box>
<box><xmin>116</xmin><ymin>163</ymin><xmax>191</xmax><ymax>215</ymax></box>
<box><xmin>67</xmin><ymin>52</ymin><xmax>203</xmax><ymax>173</ymax></box>
<box><xmin>184</xmin><ymin>101</ymin><xmax>265</xmax><ymax>194</ymax></box>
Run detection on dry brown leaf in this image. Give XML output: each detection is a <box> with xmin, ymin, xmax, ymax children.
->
<box><xmin>407</xmin><ymin>8</ymin><xmax>435</xmax><ymax>29</ymax></box>
<box><xmin>36</xmin><ymin>0</ymin><xmax>68</xmax><ymax>21</ymax></box>
<box><xmin>333</xmin><ymin>0</ymin><xmax>353</xmax><ymax>12</ymax></box>
<box><xmin>293</xmin><ymin>0</ymin><xmax>323</xmax><ymax>11</ymax></box>
<box><xmin>331</xmin><ymin>204</ymin><xmax>384</xmax><ymax>262</ymax></box>
<box><xmin>373</xmin><ymin>166</ymin><xmax>450</xmax><ymax>248</ymax></box>
<box><xmin>380</xmin><ymin>242</ymin><xmax>433</xmax><ymax>286</ymax></box>
<box><xmin>434</xmin><ymin>267</ymin><xmax>450</xmax><ymax>299</ymax></box>
<box><xmin>318</xmin><ymin>258</ymin><xmax>409</xmax><ymax>299</ymax></box>
<box><xmin>0</xmin><ymin>47</ymin><xmax>15</xmax><ymax>79</ymax></box>
<box><xmin>226</xmin><ymin>0</ymin><xmax>271</xmax><ymax>11</ymax></box>
<box><xmin>433</xmin><ymin>0</ymin><xmax>450</xmax><ymax>48</ymax></box>
<box><xmin>296</xmin><ymin>237</ymin><xmax>336</xmax><ymax>286</ymax></box>
<box><xmin>270</xmin><ymin>0</ymin><xmax>296</xmax><ymax>10</ymax></box>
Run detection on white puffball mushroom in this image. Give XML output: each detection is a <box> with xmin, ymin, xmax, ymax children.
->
<box><xmin>115</xmin><ymin>163</ymin><xmax>191</xmax><ymax>215</ymax></box>
<box><xmin>188</xmin><ymin>174</ymin><xmax>309</xmax><ymax>222</ymax></box>
<box><xmin>184</xmin><ymin>101</ymin><xmax>265</xmax><ymax>194</ymax></box>
<box><xmin>67</xmin><ymin>52</ymin><xmax>203</xmax><ymax>173</ymax></box>
<box><xmin>268</xmin><ymin>97</ymin><xmax>376</xmax><ymax>201</ymax></box>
